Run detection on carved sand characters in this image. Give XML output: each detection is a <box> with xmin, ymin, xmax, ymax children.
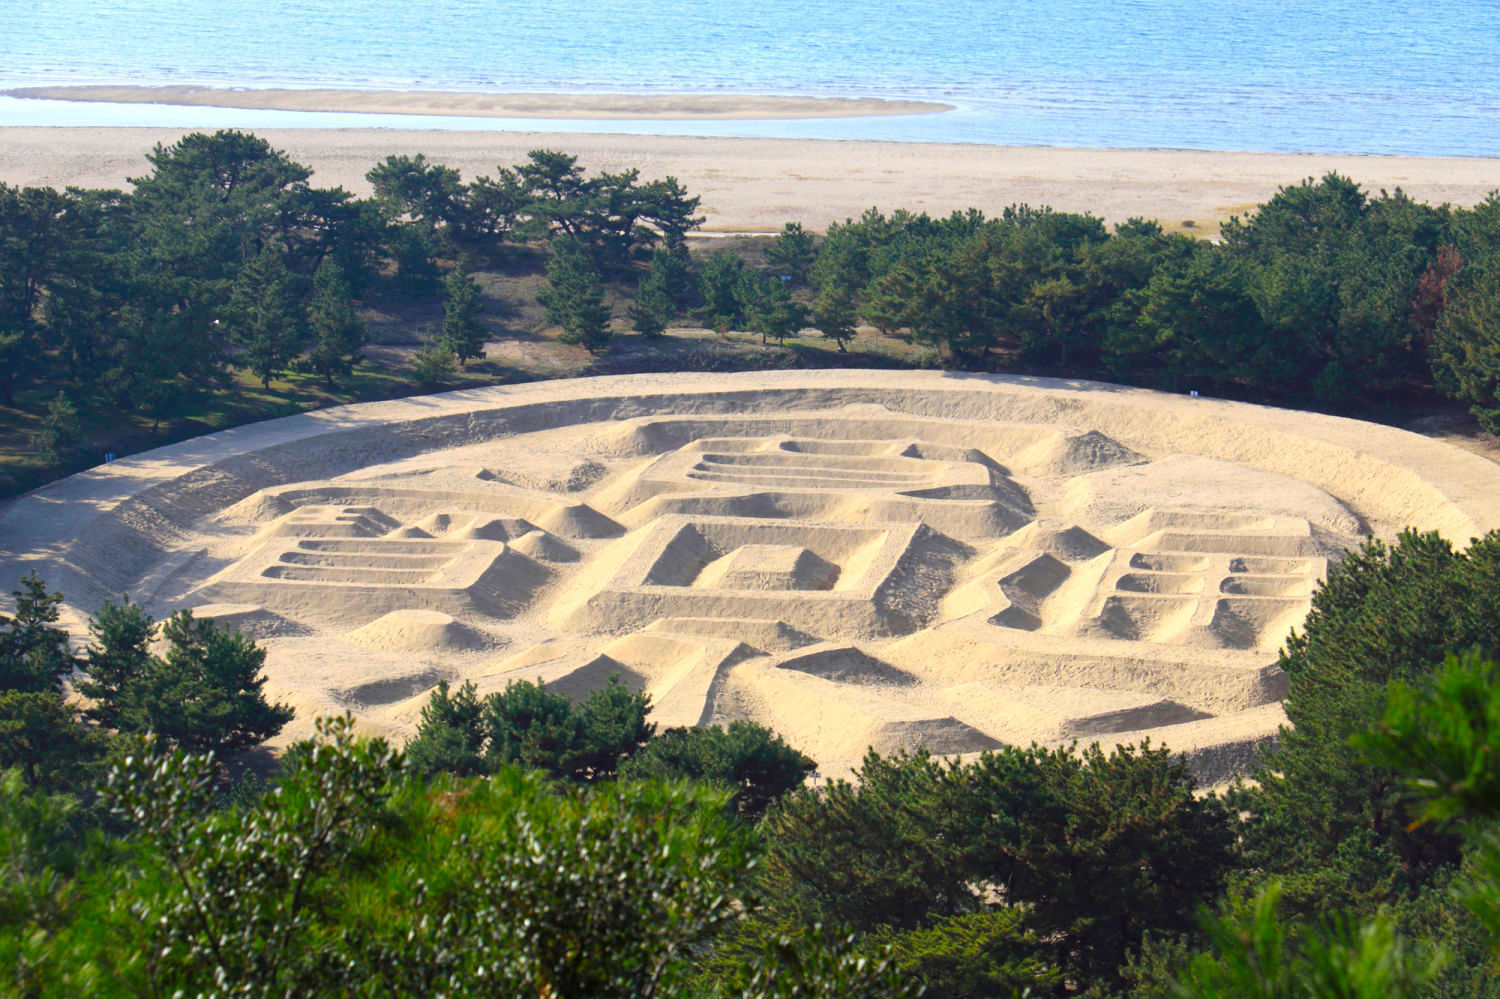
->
<box><xmin>4</xmin><ymin>371</ymin><xmax>1497</xmax><ymax>780</ymax></box>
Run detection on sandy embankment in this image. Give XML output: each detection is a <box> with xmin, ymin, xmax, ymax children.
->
<box><xmin>1</xmin><ymin>86</ymin><xmax>952</xmax><ymax>121</ymax></box>
<box><xmin>1</xmin><ymin>127</ymin><xmax>1496</xmax><ymax>235</ymax></box>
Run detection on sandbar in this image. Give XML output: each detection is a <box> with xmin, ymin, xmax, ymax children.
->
<box><xmin>2</xmin><ymin>86</ymin><xmax>952</xmax><ymax>120</ymax></box>
<box><xmin>0</xmin><ymin>127</ymin><xmax>1495</xmax><ymax>235</ymax></box>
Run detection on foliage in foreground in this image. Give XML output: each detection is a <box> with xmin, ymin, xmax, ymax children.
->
<box><xmin>1236</xmin><ymin>528</ymin><xmax>1500</xmax><ymax>920</ymax></box>
<box><xmin>408</xmin><ymin>676</ymin><xmax>816</xmax><ymax>821</ymax></box>
<box><xmin>404</xmin><ymin>674</ymin><xmax>653</xmax><ymax>782</ymax></box>
<box><xmin>620</xmin><ymin>718</ymin><xmax>816</xmax><ymax>820</ymax></box>
<box><xmin>2</xmin><ymin>577</ymin><xmax>291</xmax><ymax>797</ymax></box>
<box><xmin>700</xmin><ymin>739</ymin><xmax>1234</xmax><ymax>995</ymax></box>
<box><xmin>1</xmin><ymin>575</ymin><xmax>105</xmax><ymax>790</ymax></box>
<box><xmin>1170</xmin><ymin>649</ymin><xmax>1500</xmax><ymax>998</ymax></box>
<box><xmin>0</xmin><ymin>715</ymin><xmax>917</xmax><ymax>997</ymax></box>
<box><xmin>1130</xmin><ymin>530</ymin><xmax>1500</xmax><ymax>998</ymax></box>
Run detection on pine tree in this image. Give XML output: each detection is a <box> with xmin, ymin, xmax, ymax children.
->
<box><xmin>767</xmin><ymin>222</ymin><xmax>817</xmax><ymax>285</ymax></box>
<box><xmin>410</xmin><ymin>337</ymin><xmax>459</xmax><ymax>387</ymax></box>
<box><xmin>656</xmin><ymin>247</ymin><xmax>693</xmax><ymax>301</ymax></box>
<box><xmin>1236</xmin><ymin>529</ymin><xmax>1500</xmax><ymax>920</ymax></box>
<box><xmin>33</xmin><ymin>393</ymin><xmax>82</xmax><ymax>466</ymax></box>
<box><xmin>0</xmin><ymin>573</ymin><xmax>77</xmax><ymax>695</ymax></box>
<box><xmin>0</xmin><ymin>325</ymin><xmax>30</xmax><ymax>408</ymax></box>
<box><xmin>81</xmin><ymin>604</ymin><xmax>293</xmax><ymax>757</ymax></box>
<box><xmin>627</xmin><ymin>250</ymin><xmax>676</xmax><ymax>338</ymax></box>
<box><xmin>696</xmin><ymin>251</ymin><xmax>748</xmax><ymax>335</ymax></box>
<box><xmin>744</xmin><ymin>271</ymin><xmax>807</xmax><ymax>346</ymax></box>
<box><xmin>77</xmin><ymin>597</ymin><xmax>156</xmax><ymax>731</ymax></box>
<box><xmin>1431</xmin><ymin>256</ymin><xmax>1500</xmax><ymax>434</ymax></box>
<box><xmin>637</xmin><ymin>175</ymin><xmax>703</xmax><ymax>254</ymax></box>
<box><xmin>620</xmin><ymin>720</ymin><xmax>815</xmax><ymax>819</ymax></box>
<box><xmin>227</xmin><ymin>245</ymin><xmax>307</xmax><ymax>389</ymax></box>
<box><xmin>406</xmin><ymin>675</ymin><xmax>652</xmax><ymax>782</ymax></box>
<box><xmin>814</xmin><ymin>282</ymin><xmax>860</xmax><ymax>352</ymax></box>
<box><xmin>0</xmin><ymin>688</ymin><xmax>108</xmax><ymax>790</ymax></box>
<box><xmin>539</xmin><ymin>236</ymin><xmax>612</xmax><ymax>355</ymax></box>
<box><xmin>404</xmin><ymin>679</ymin><xmax>486</xmax><ymax>777</ymax></box>
<box><xmin>809</xmin><ymin>228</ymin><xmax>869</xmax><ymax>316</ymax></box>
<box><xmin>390</xmin><ymin>225</ymin><xmax>442</xmax><ymax>299</ymax></box>
<box><xmin>1121</xmin><ymin>247</ymin><xmax>1266</xmax><ymax>392</ymax></box>
<box><xmin>1016</xmin><ymin>275</ymin><xmax>1090</xmax><ymax>367</ymax></box>
<box><xmin>366</xmin><ymin>153</ymin><xmax>468</xmax><ymax>245</ymax></box>
<box><xmin>0</xmin><ymin>574</ymin><xmax>102</xmax><ymax>790</ymax></box>
<box><xmin>112</xmin><ymin>304</ymin><xmax>191</xmax><ymax>434</ymax></box>
<box><xmin>305</xmin><ymin>259</ymin><xmax>366</xmax><ymax>388</ymax></box>
<box><xmin>440</xmin><ymin>263</ymin><xmax>486</xmax><ymax>365</ymax></box>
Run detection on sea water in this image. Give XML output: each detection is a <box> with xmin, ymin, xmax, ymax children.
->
<box><xmin>1</xmin><ymin>0</ymin><xmax>1498</xmax><ymax>156</ymax></box>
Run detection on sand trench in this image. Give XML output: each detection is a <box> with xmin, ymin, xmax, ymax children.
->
<box><xmin>3</xmin><ymin>371</ymin><xmax>1498</xmax><ymax>782</ymax></box>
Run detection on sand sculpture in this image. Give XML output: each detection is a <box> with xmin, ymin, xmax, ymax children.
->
<box><xmin>4</xmin><ymin>371</ymin><xmax>1498</xmax><ymax>781</ymax></box>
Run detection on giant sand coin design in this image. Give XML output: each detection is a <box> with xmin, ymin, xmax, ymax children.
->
<box><xmin>4</xmin><ymin>371</ymin><xmax>1498</xmax><ymax>780</ymax></box>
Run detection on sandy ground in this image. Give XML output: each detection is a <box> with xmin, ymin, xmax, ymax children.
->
<box><xmin>4</xmin><ymin>370</ymin><xmax>1499</xmax><ymax>781</ymax></box>
<box><xmin>1</xmin><ymin>127</ymin><xmax>1496</xmax><ymax>234</ymax></box>
<box><xmin>2</xmin><ymin>87</ymin><xmax>950</xmax><ymax>120</ymax></box>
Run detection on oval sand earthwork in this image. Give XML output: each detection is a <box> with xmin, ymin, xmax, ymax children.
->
<box><xmin>4</xmin><ymin>371</ymin><xmax>1497</xmax><ymax>780</ymax></box>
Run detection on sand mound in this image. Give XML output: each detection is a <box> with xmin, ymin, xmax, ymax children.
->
<box><xmin>508</xmin><ymin>530</ymin><xmax>580</xmax><ymax>563</ymax></box>
<box><xmin>6</xmin><ymin>370</ymin><xmax>1498</xmax><ymax>774</ymax></box>
<box><xmin>221</xmin><ymin>492</ymin><xmax>293</xmax><ymax>525</ymax></box>
<box><xmin>536</xmin><ymin>503</ymin><xmax>623</xmax><ymax>539</ymax></box>
<box><xmin>736</xmin><ymin>662</ymin><xmax>1003</xmax><ymax>761</ymax></box>
<box><xmin>1013</xmin><ymin>430</ymin><xmax>1147</xmax><ymax>477</ymax></box>
<box><xmin>999</xmin><ymin>521</ymin><xmax>1111</xmax><ymax>561</ymax></box>
<box><xmin>346</xmin><ymin>609</ymin><xmax>485</xmax><ymax>653</ymax></box>
<box><xmin>934</xmin><ymin>682</ymin><xmax>1212</xmax><ymax>743</ymax></box>
<box><xmin>189</xmin><ymin>603</ymin><xmax>305</xmax><ymax>639</ymax></box>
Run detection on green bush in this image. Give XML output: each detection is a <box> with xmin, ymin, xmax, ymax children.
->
<box><xmin>405</xmin><ymin>675</ymin><xmax>652</xmax><ymax>782</ymax></box>
<box><xmin>620</xmin><ymin>720</ymin><xmax>814</xmax><ymax>819</ymax></box>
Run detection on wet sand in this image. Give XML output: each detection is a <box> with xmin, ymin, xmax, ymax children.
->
<box><xmin>1</xmin><ymin>86</ymin><xmax>951</xmax><ymax>120</ymax></box>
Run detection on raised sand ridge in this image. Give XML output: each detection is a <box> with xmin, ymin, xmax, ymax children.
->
<box><xmin>3</xmin><ymin>371</ymin><xmax>1498</xmax><ymax>781</ymax></box>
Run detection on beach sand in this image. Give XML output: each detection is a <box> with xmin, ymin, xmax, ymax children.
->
<box><xmin>2</xmin><ymin>86</ymin><xmax>951</xmax><ymax>120</ymax></box>
<box><xmin>1</xmin><ymin>126</ymin><xmax>1494</xmax><ymax>234</ymax></box>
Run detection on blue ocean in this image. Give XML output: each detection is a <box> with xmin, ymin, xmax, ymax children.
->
<box><xmin>1</xmin><ymin>0</ymin><xmax>1498</xmax><ymax>156</ymax></box>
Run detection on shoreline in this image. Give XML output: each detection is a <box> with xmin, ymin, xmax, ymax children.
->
<box><xmin>1</xmin><ymin>127</ymin><xmax>1495</xmax><ymax>235</ymax></box>
<box><xmin>0</xmin><ymin>86</ymin><xmax>953</xmax><ymax>121</ymax></box>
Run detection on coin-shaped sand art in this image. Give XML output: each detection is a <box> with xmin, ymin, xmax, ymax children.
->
<box><xmin>4</xmin><ymin>371</ymin><xmax>1498</xmax><ymax>781</ymax></box>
